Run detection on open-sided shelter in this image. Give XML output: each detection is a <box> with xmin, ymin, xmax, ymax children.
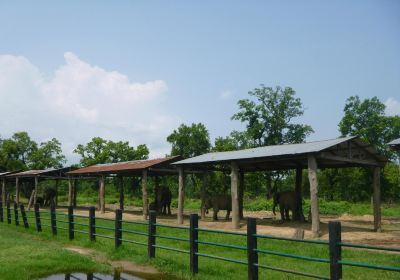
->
<box><xmin>0</xmin><ymin>171</ymin><xmax>21</xmax><ymax>205</ymax></box>
<box><xmin>389</xmin><ymin>138</ymin><xmax>400</xmax><ymax>152</ymax></box>
<box><xmin>66</xmin><ymin>156</ymin><xmax>181</xmax><ymax>216</ymax></box>
<box><xmin>173</xmin><ymin>136</ymin><xmax>387</xmax><ymax>236</ymax></box>
<box><xmin>4</xmin><ymin>167</ymin><xmax>74</xmax><ymax>208</ymax></box>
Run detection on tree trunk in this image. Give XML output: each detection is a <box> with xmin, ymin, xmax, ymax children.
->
<box><xmin>372</xmin><ymin>167</ymin><xmax>381</xmax><ymax>232</ymax></box>
<box><xmin>231</xmin><ymin>162</ymin><xmax>240</xmax><ymax>229</ymax></box>
<box><xmin>99</xmin><ymin>176</ymin><xmax>105</xmax><ymax>213</ymax></box>
<box><xmin>308</xmin><ymin>155</ymin><xmax>320</xmax><ymax>237</ymax></box>
<box><xmin>239</xmin><ymin>171</ymin><xmax>244</xmax><ymax>219</ymax></box>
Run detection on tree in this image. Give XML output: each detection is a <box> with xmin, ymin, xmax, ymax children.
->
<box><xmin>339</xmin><ymin>95</ymin><xmax>400</xmax><ymax>158</ymax></box>
<box><xmin>0</xmin><ymin>132</ymin><xmax>38</xmax><ymax>170</ymax></box>
<box><xmin>29</xmin><ymin>138</ymin><xmax>66</xmax><ymax>169</ymax></box>
<box><xmin>74</xmin><ymin>137</ymin><xmax>149</xmax><ymax>166</ymax></box>
<box><xmin>232</xmin><ymin>85</ymin><xmax>313</xmax><ymax>147</ymax></box>
<box><xmin>167</xmin><ymin>123</ymin><xmax>211</xmax><ymax>158</ymax></box>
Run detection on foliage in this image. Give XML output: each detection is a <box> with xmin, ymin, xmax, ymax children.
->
<box><xmin>29</xmin><ymin>138</ymin><xmax>66</xmax><ymax>169</ymax></box>
<box><xmin>74</xmin><ymin>137</ymin><xmax>149</xmax><ymax>166</ymax></box>
<box><xmin>167</xmin><ymin>123</ymin><xmax>211</xmax><ymax>158</ymax></box>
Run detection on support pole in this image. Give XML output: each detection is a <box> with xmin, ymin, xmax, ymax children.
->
<box><xmin>148</xmin><ymin>210</ymin><xmax>156</xmax><ymax>258</ymax></box>
<box><xmin>231</xmin><ymin>161</ymin><xmax>240</xmax><ymax>229</ymax></box>
<box><xmin>99</xmin><ymin>175</ymin><xmax>105</xmax><ymax>214</ymax></box>
<box><xmin>55</xmin><ymin>179</ymin><xmax>59</xmax><ymax>207</ymax></box>
<box><xmin>247</xmin><ymin>217</ymin><xmax>258</xmax><ymax>280</ymax></box>
<box><xmin>178</xmin><ymin>167</ymin><xmax>185</xmax><ymax>224</ymax></box>
<box><xmin>142</xmin><ymin>170</ymin><xmax>148</xmax><ymax>220</ymax></box>
<box><xmin>329</xmin><ymin>221</ymin><xmax>342</xmax><ymax>280</ymax></box>
<box><xmin>1</xmin><ymin>178</ymin><xmax>5</xmax><ymax>206</ymax></box>
<box><xmin>119</xmin><ymin>176</ymin><xmax>124</xmax><ymax>210</ymax></box>
<box><xmin>308</xmin><ymin>155</ymin><xmax>320</xmax><ymax>237</ymax></box>
<box><xmin>200</xmin><ymin>173</ymin><xmax>207</xmax><ymax>219</ymax></box>
<box><xmin>239</xmin><ymin>171</ymin><xmax>244</xmax><ymax>219</ymax></box>
<box><xmin>15</xmin><ymin>177</ymin><xmax>19</xmax><ymax>204</ymax></box>
<box><xmin>190</xmin><ymin>214</ymin><xmax>199</xmax><ymax>274</ymax></box>
<box><xmin>73</xmin><ymin>179</ymin><xmax>77</xmax><ymax>207</ymax></box>
<box><xmin>372</xmin><ymin>167</ymin><xmax>382</xmax><ymax>232</ymax></box>
<box><xmin>294</xmin><ymin>167</ymin><xmax>303</xmax><ymax>221</ymax></box>
<box><xmin>68</xmin><ymin>177</ymin><xmax>73</xmax><ymax>206</ymax></box>
<box><xmin>34</xmin><ymin>176</ymin><xmax>38</xmax><ymax>206</ymax></box>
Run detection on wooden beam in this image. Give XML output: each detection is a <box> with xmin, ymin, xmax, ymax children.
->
<box><xmin>142</xmin><ymin>169</ymin><xmax>148</xmax><ymax>220</ymax></box>
<box><xmin>294</xmin><ymin>167</ymin><xmax>303</xmax><ymax>221</ymax></box>
<box><xmin>200</xmin><ymin>172</ymin><xmax>207</xmax><ymax>219</ymax></box>
<box><xmin>15</xmin><ymin>177</ymin><xmax>19</xmax><ymax>204</ymax></box>
<box><xmin>177</xmin><ymin>167</ymin><xmax>185</xmax><ymax>224</ymax></box>
<box><xmin>231</xmin><ymin>162</ymin><xmax>240</xmax><ymax>229</ymax></box>
<box><xmin>1</xmin><ymin>178</ymin><xmax>5</xmax><ymax>205</ymax></box>
<box><xmin>239</xmin><ymin>171</ymin><xmax>244</xmax><ymax>219</ymax></box>
<box><xmin>372</xmin><ymin>167</ymin><xmax>382</xmax><ymax>232</ymax></box>
<box><xmin>34</xmin><ymin>176</ymin><xmax>38</xmax><ymax>206</ymax></box>
<box><xmin>318</xmin><ymin>153</ymin><xmax>382</xmax><ymax>167</ymax></box>
<box><xmin>68</xmin><ymin>177</ymin><xmax>73</xmax><ymax>206</ymax></box>
<box><xmin>99</xmin><ymin>175</ymin><xmax>105</xmax><ymax>213</ymax></box>
<box><xmin>308</xmin><ymin>155</ymin><xmax>320</xmax><ymax>237</ymax></box>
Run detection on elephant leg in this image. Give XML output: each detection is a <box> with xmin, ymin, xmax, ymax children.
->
<box><xmin>225</xmin><ymin>210</ymin><xmax>230</xmax><ymax>220</ymax></box>
<box><xmin>285</xmin><ymin>208</ymin><xmax>290</xmax><ymax>221</ymax></box>
<box><xmin>168</xmin><ymin>204</ymin><xmax>171</xmax><ymax>215</ymax></box>
<box><xmin>213</xmin><ymin>209</ymin><xmax>218</xmax><ymax>221</ymax></box>
<box><xmin>280</xmin><ymin>205</ymin><xmax>285</xmax><ymax>221</ymax></box>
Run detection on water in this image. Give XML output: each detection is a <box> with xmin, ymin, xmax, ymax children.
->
<box><xmin>39</xmin><ymin>272</ymin><xmax>143</xmax><ymax>280</ymax></box>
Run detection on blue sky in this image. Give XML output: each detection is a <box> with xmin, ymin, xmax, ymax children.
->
<box><xmin>0</xmin><ymin>1</ymin><xmax>399</xmax><ymax>163</ymax></box>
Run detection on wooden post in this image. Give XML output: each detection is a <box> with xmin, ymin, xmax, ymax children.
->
<box><xmin>50</xmin><ymin>204</ymin><xmax>57</xmax><ymax>235</ymax></box>
<box><xmin>178</xmin><ymin>167</ymin><xmax>185</xmax><ymax>224</ymax></box>
<box><xmin>68</xmin><ymin>205</ymin><xmax>74</xmax><ymax>240</ymax></box>
<box><xmin>89</xmin><ymin>206</ymin><xmax>96</xmax><ymax>241</ymax></box>
<box><xmin>73</xmin><ymin>179</ymin><xmax>77</xmax><ymax>207</ymax></box>
<box><xmin>230</xmin><ymin>162</ymin><xmax>240</xmax><ymax>229</ymax></box>
<box><xmin>200</xmin><ymin>173</ymin><xmax>207</xmax><ymax>219</ymax></box>
<box><xmin>119</xmin><ymin>176</ymin><xmax>124</xmax><ymax>210</ymax></box>
<box><xmin>0</xmin><ymin>201</ymin><xmax>3</xmax><ymax>222</ymax></box>
<box><xmin>34</xmin><ymin>176</ymin><xmax>38</xmax><ymax>206</ymax></box>
<box><xmin>1</xmin><ymin>178</ymin><xmax>5</xmax><ymax>206</ymax></box>
<box><xmin>372</xmin><ymin>167</ymin><xmax>382</xmax><ymax>232</ymax></box>
<box><xmin>294</xmin><ymin>167</ymin><xmax>303</xmax><ymax>221</ymax></box>
<box><xmin>308</xmin><ymin>155</ymin><xmax>320</xmax><ymax>237</ymax></box>
<box><xmin>55</xmin><ymin>179</ymin><xmax>59</xmax><ymax>207</ymax></box>
<box><xmin>7</xmin><ymin>201</ymin><xmax>11</xmax><ymax>224</ymax></box>
<box><xmin>14</xmin><ymin>202</ymin><xmax>19</xmax><ymax>226</ymax></box>
<box><xmin>239</xmin><ymin>171</ymin><xmax>244</xmax><ymax>219</ymax></box>
<box><xmin>27</xmin><ymin>189</ymin><xmax>35</xmax><ymax>210</ymax></box>
<box><xmin>20</xmin><ymin>204</ymin><xmax>29</xmax><ymax>228</ymax></box>
<box><xmin>68</xmin><ymin>177</ymin><xmax>73</xmax><ymax>206</ymax></box>
<box><xmin>34</xmin><ymin>203</ymin><xmax>41</xmax><ymax>232</ymax></box>
<box><xmin>99</xmin><ymin>176</ymin><xmax>105</xmax><ymax>213</ymax></box>
<box><xmin>15</xmin><ymin>177</ymin><xmax>19</xmax><ymax>204</ymax></box>
<box><xmin>190</xmin><ymin>214</ymin><xmax>199</xmax><ymax>274</ymax></box>
<box><xmin>142</xmin><ymin>170</ymin><xmax>148</xmax><ymax>220</ymax></box>
<box><xmin>148</xmin><ymin>210</ymin><xmax>156</xmax><ymax>258</ymax></box>
<box><xmin>247</xmin><ymin>217</ymin><xmax>258</xmax><ymax>280</ymax></box>
<box><xmin>115</xmin><ymin>209</ymin><xmax>122</xmax><ymax>248</ymax></box>
<box><xmin>329</xmin><ymin>221</ymin><xmax>342</xmax><ymax>280</ymax></box>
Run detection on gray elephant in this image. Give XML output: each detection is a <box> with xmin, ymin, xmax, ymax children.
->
<box><xmin>203</xmin><ymin>194</ymin><xmax>231</xmax><ymax>221</ymax></box>
<box><xmin>152</xmin><ymin>186</ymin><xmax>171</xmax><ymax>215</ymax></box>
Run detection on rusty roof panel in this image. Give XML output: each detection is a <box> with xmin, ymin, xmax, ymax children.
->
<box><xmin>67</xmin><ymin>156</ymin><xmax>180</xmax><ymax>175</ymax></box>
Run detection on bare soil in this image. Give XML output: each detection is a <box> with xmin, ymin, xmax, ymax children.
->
<box><xmin>60</xmin><ymin>204</ymin><xmax>400</xmax><ymax>247</ymax></box>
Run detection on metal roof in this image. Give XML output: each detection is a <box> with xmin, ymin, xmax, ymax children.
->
<box><xmin>173</xmin><ymin>136</ymin><xmax>387</xmax><ymax>170</ymax></box>
<box><xmin>388</xmin><ymin>138</ymin><xmax>400</xmax><ymax>146</ymax></box>
<box><xmin>0</xmin><ymin>171</ymin><xmax>20</xmax><ymax>178</ymax></box>
<box><xmin>67</xmin><ymin>156</ymin><xmax>181</xmax><ymax>176</ymax></box>
<box><xmin>6</xmin><ymin>167</ymin><xmax>75</xmax><ymax>178</ymax></box>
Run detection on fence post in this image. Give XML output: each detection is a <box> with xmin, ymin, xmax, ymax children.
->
<box><xmin>0</xmin><ymin>201</ymin><xmax>3</xmax><ymax>222</ymax></box>
<box><xmin>148</xmin><ymin>210</ymin><xmax>156</xmax><ymax>258</ymax></box>
<box><xmin>329</xmin><ymin>221</ymin><xmax>342</xmax><ymax>280</ymax></box>
<box><xmin>247</xmin><ymin>218</ymin><xmax>258</xmax><ymax>280</ymax></box>
<box><xmin>50</xmin><ymin>204</ymin><xmax>57</xmax><ymax>235</ymax></box>
<box><xmin>6</xmin><ymin>201</ymin><xmax>11</xmax><ymax>224</ymax></box>
<box><xmin>34</xmin><ymin>203</ymin><xmax>42</xmax><ymax>232</ymax></box>
<box><xmin>14</xmin><ymin>202</ymin><xmax>19</xmax><ymax>226</ymax></box>
<box><xmin>89</xmin><ymin>206</ymin><xmax>96</xmax><ymax>241</ymax></box>
<box><xmin>190</xmin><ymin>214</ymin><xmax>199</xmax><ymax>274</ymax></box>
<box><xmin>68</xmin><ymin>205</ymin><xmax>74</xmax><ymax>240</ymax></box>
<box><xmin>115</xmin><ymin>209</ymin><xmax>122</xmax><ymax>248</ymax></box>
<box><xmin>20</xmin><ymin>204</ymin><xmax>29</xmax><ymax>228</ymax></box>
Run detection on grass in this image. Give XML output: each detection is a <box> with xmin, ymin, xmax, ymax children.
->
<box><xmin>1</xmin><ymin>207</ymin><xmax>399</xmax><ymax>280</ymax></box>
<box><xmin>0</xmin><ymin>222</ymin><xmax>111</xmax><ymax>280</ymax></box>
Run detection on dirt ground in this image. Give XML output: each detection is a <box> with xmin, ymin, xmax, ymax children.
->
<box><xmin>61</xmin><ymin>204</ymin><xmax>400</xmax><ymax>247</ymax></box>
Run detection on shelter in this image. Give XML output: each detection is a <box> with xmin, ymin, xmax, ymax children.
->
<box><xmin>66</xmin><ymin>156</ymin><xmax>181</xmax><ymax>216</ymax></box>
<box><xmin>4</xmin><ymin>167</ymin><xmax>74</xmax><ymax>208</ymax></box>
<box><xmin>0</xmin><ymin>171</ymin><xmax>21</xmax><ymax>205</ymax></box>
<box><xmin>388</xmin><ymin>138</ymin><xmax>400</xmax><ymax>152</ymax></box>
<box><xmin>173</xmin><ymin>136</ymin><xmax>387</xmax><ymax>236</ymax></box>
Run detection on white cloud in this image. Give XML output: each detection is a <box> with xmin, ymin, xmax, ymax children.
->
<box><xmin>219</xmin><ymin>90</ymin><xmax>233</xmax><ymax>99</ymax></box>
<box><xmin>0</xmin><ymin>52</ymin><xmax>178</xmax><ymax>163</ymax></box>
<box><xmin>385</xmin><ymin>97</ymin><xmax>400</xmax><ymax>116</ymax></box>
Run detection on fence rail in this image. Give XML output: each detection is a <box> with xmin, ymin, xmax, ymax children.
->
<box><xmin>0</xmin><ymin>201</ymin><xmax>399</xmax><ymax>280</ymax></box>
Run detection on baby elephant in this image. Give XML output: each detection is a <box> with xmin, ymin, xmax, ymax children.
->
<box><xmin>203</xmin><ymin>194</ymin><xmax>231</xmax><ymax>221</ymax></box>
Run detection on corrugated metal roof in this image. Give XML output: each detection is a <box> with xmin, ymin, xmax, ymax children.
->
<box><xmin>5</xmin><ymin>167</ymin><xmax>74</xmax><ymax>178</ymax></box>
<box><xmin>67</xmin><ymin>156</ymin><xmax>180</xmax><ymax>175</ymax></box>
<box><xmin>388</xmin><ymin>138</ymin><xmax>400</xmax><ymax>146</ymax></box>
<box><xmin>173</xmin><ymin>136</ymin><xmax>359</xmax><ymax>165</ymax></box>
<box><xmin>0</xmin><ymin>171</ymin><xmax>17</xmax><ymax>177</ymax></box>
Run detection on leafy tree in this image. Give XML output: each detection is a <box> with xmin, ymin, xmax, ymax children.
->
<box><xmin>232</xmin><ymin>85</ymin><xmax>313</xmax><ymax>147</ymax></box>
<box><xmin>74</xmin><ymin>137</ymin><xmax>149</xmax><ymax>166</ymax></box>
<box><xmin>0</xmin><ymin>132</ymin><xmax>38</xmax><ymax>170</ymax></box>
<box><xmin>29</xmin><ymin>138</ymin><xmax>66</xmax><ymax>169</ymax></box>
<box><xmin>339</xmin><ymin>95</ymin><xmax>400</xmax><ymax>158</ymax></box>
<box><xmin>167</xmin><ymin>123</ymin><xmax>211</xmax><ymax>158</ymax></box>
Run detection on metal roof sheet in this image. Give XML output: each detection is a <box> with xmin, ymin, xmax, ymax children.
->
<box><xmin>67</xmin><ymin>156</ymin><xmax>180</xmax><ymax>175</ymax></box>
<box><xmin>6</xmin><ymin>167</ymin><xmax>74</xmax><ymax>178</ymax></box>
<box><xmin>173</xmin><ymin>136</ymin><xmax>359</xmax><ymax>165</ymax></box>
<box><xmin>388</xmin><ymin>138</ymin><xmax>400</xmax><ymax>146</ymax></box>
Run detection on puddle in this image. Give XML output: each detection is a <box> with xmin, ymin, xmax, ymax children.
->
<box><xmin>39</xmin><ymin>272</ymin><xmax>143</xmax><ymax>280</ymax></box>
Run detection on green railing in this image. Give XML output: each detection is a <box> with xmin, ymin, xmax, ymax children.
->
<box><xmin>0</xmin><ymin>201</ymin><xmax>399</xmax><ymax>280</ymax></box>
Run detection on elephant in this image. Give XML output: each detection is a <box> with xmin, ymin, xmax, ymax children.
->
<box><xmin>152</xmin><ymin>186</ymin><xmax>171</xmax><ymax>215</ymax></box>
<box><xmin>43</xmin><ymin>188</ymin><xmax>56</xmax><ymax>207</ymax></box>
<box><xmin>271</xmin><ymin>190</ymin><xmax>298</xmax><ymax>222</ymax></box>
<box><xmin>203</xmin><ymin>194</ymin><xmax>231</xmax><ymax>221</ymax></box>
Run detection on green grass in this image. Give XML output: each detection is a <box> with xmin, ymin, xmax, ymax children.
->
<box><xmin>1</xmin><ymin>208</ymin><xmax>399</xmax><ymax>280</ymax></box>
<box><xmin>0</xmin><ymin>222</ymin><xmax>111</xmax><ymax>280</ymax></box>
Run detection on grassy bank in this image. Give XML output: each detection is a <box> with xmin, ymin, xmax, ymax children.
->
<box><xmin>0</xmin><ymin>225</ymin><xmax>111</xmax><ymax>280</ymax></box>
<box><xmin>1</xmin><ymin>209</ymin><xmax>399</xmax><ymax>280</ymax></box>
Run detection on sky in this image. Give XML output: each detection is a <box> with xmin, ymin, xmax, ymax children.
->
<box><xmin>0</xmin><ymin>1</ymin><xmax>399</xmax><ymax>164</ymax></box>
